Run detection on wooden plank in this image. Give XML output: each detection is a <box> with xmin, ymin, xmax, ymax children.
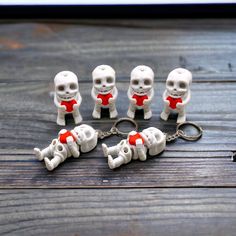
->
<box><xmin>1</xmin><ymin>188</ymin><xmax>236</xmax><ymax>236</ymax></box>
<box><xmin>0</xmin><ymin>20</ymin><xmax>235</xmax><ymax>82</ymax></box>
<box><xmin>0</xmin><ymin>151</ymin><xmax>234</xmax><ymax>188</ymax></box>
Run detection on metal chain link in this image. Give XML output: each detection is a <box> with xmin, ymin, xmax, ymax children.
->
<box><xmin>165</xmin><ymin>130</ymin><xmax>185</xmax><ymax>142</ymax></box>
<box><xmin>96</xmin><ymin>127</ymin><xmax>119</xmax><ymax>140</ymax></box>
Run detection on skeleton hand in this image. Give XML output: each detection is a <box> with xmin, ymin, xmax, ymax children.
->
<box><xmin>164</xmin><ymin>99</ymin><xmax>170</xmax><ymax>106</ymax></box>
<box><xmin>96</xmin><ymin>98</ymin><xmax>103</xmax><ymax>105</ymax></box>
<box><xmin>176</xmin><ymin>102</ymin><xmax>184</xmax><ymax>109</ymax></box>
<box><xmin>135</xmin><ymin>138</ymin><xmax>144</xmax><ymax>148</ymax></box>
<box><xmin>130</xmin><ymin>98</ymin><xmax>137</xmax><ymax>105</ymax></box>
<box><xmin>108</xmin><ymin>97</ymin><xmax>115</xmax><ymax>104</ymax></box>
<box><xmin>73</xmin><ymin>103</ymin><xmax>80</xmax><ymax>110</ymax></box>
<box><xmin>143</xmin><ymin>99</ymin><xmax>151</xmax><ymax>106</ymax></box>
<box><xmin>59</xmin><ymin>105</ymin><xmax>67</xmax><ymax>111</ymax></box>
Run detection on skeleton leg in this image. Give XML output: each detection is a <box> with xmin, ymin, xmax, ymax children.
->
<box><xmin>109</xmin><ymin>103</ymin><xmax>118</xmax><ymax>119</ymax></box>
<box><xmin>107</xmin><ymin>145</ymin><xmax>132</xmax><ymax>169</ymax></box>
<box><xmin>160</xmin><ymin>104</ymin><xmax>171</xmax><ymax>121</ymax></box>
<box><xmin>127</xmin><ymin>104</ymin><xmax>136</xmax><ymax>119</ymax></box>
<box><xmin>34</xmin><ymin>139</ymin><xmax>58</xmax><ymax>161</ymax></box>
<box><xmin>44</xmin><ymin>143</ymin><xmax>68</xmax><ymax>171</ymax></box>
<box><xmin>177</xmin><ymin>107</ymin><xmax>186</xmax><ymax>124</ymax></box>
<box><xmin>102</xmin><ymin>143</ymin><xmax>120</xmax><ymax>157</ymax></box>
<box><xmin>44</xmin><ymin>155</ymin><xmax>62</xmax><ymax>171</ymax></box>
<box><xmin>72</xmin><ymin>109</ymin><xmax>82</xmax><ymax>124</ymax></box>
<box><xmin>144</xmin><ymin>105</ymin><xmax>152</xmax><ymax>120</ymax></box>
<box><xmin>57</xmin><ymin>110</ymin><xmax>66</xmax><ymax>126</ymax></box>
<box><xmin>92</xmin><ymin>103</ymin><xmax>101</xmax><ymax>119</ymax></box>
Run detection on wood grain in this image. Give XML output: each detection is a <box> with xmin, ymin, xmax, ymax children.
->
<box><xmin>0</xmin><ymin>19</ymin><xmax>236</xmax><ymax>235</ymax></box>
<box><xmin>1</xmin><ymin>188</ymin><xmax>236</xmax><ymax>236</ymax></box>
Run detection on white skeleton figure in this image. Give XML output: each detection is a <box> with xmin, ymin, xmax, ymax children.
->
<box><xmin>160</xmin><ymin>68</ymin><xmax>192</xmax><ymax>123</ymax></box>
<box><xmin>102</xmin><ymin>127</ymin><xmax>166</xmax><ymax>169</ymax></box>
<box><xmin>34</xmin><ymin>124</ymin><xmax>97</xmax><ymax>171</ymax></box>
<box><xmin>127</xmin><ymin>65</ymin><xmax>154</xmax><ymax>120</ymax></box>
<box><xmin>54</xmin><ymin>71</ymin><xmax>82</xmax><ymax>126</ymax></box>
<box><xmin>91</xmin><ymin>65</ymin><xmax>118</xmax><ymax>119</ymax></box>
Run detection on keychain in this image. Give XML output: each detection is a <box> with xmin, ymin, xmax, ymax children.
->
<box><xmin>34</xmin><ymin>118</ymin><xmax>137</xmax><ymax>171</ymax></box>
<box><xmin>34</xmin><ymin>118</ymin><xmax>202</xmax><ymax>171</ymax></box>
<box><xmin>102</xmin><ymin>121</ymin><xmax>203</xmax><ymax>169</ymax></box>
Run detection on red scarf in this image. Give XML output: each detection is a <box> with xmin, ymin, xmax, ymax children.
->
<box><xmin>129</xmin><ymin>133</ymin><xmax>144</xmax><ymax>146</ymax></box>
<box><xmin>59</xmin><ymin>130</ymin><xmax>76</xmax><ymax>144</ymax></box>
<box><xmin>166</xmin><ymin>96</ymin><xmax>182</xmax><ymax>109</ymax></box>
<box><xmin>132</xmin><ymin>94</ymin><xmax>148</xmax><ymax>106</ymax></box>
<box><xmin>97</xmin><ymin>93</ymin><xmax>113</xmax><ymax>106</ymax></box>
<box><xmin>61</xmin><ymin>99</ymin><xmax>77</xmax><ymax>112</ymax></box>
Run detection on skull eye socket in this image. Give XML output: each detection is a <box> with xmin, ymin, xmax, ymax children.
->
<box><xmin>57</xmin><ymin>85</ymin><xmax>65</xmax><ymax>91</ymax></box>
<box><xmin>179</xmin><ymin>82</ymin><xmax>186</xmax><ymax>89</ymax></box>
<box><xmin>106</xmin><ymin>77</ymin><xmax>114</xmax><ymax>83</ymax></box>
<box><xmin>167</xmin><ymin>81</ymin><xmax>174</xmax><ymax>87</ymax></box>
<box><xmin>70</xmin><ymin>83</ymin><xmax>77</xmax><ymax>90</ymax></box>
<box><xmin>144</xmin><ymin>79</ymin><xmax>151</xmax><ymax>86</ymax></box>
<box><xmin>95</xmin><ymin>79</ymin><xmax>101</xmax><ymax>85</ymax></box>
<box><xmin>132</xmin><ymin>79</ymin><xmax>139</xmax><ymax>85</ymax></box>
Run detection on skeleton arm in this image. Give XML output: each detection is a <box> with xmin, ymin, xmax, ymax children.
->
<box><xmin>54</xmin><ymin>94</ymin><xmax>65</xmax><ymax>109</ymax></box>
<box><xmin>66</xmin><ymin>136</ymin><xmax>80</xmax><ymax>158</ymax></box>
<box><xmin>76</xmin><ymin>93</ymin><xmax>82</xmax><ymax>106</ymax></box>
<box><xmin>181</xmin><ymin>91</ymin><xmax>191</xmax><ymax>105</ymax></box>
<box><xmin>112</xmin><ymin>87</ymin><xmax>118</xmax><ymax>100</ymax></box>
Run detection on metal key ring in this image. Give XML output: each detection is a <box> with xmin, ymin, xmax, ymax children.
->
<box><xmin>176</xmin><ymin>121</ymin><xmax>203</xmax><ymax>141</ymax></box>
<box><xmin>112</xmin><ymin>117</ymin><xmax>138</xmax><ymax>136</ymax></box>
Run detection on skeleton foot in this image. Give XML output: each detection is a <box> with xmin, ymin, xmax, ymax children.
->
<box><xmin>108</xmin><ymin>155</ymin><xmax>115</xmax><ymax>169</ymax></box>
<box><xmin>57</xmin><ymin>117</ymin><xmax>66</xmax><ymax>126</ymax></box>
<box><xmin>34</xmin><ymin>148</ymin><xmax>44</xmax><ymax>161</ymax></box>
<box><xmin>177</xmin><ymin>113</ymin><xmax>186</xmax><ymax>124</ymax></box>
<box><xmin>127</xmin><ymin>109</ymin><xmax>135</xmax><ymax>119</ymax></box>
<box><xmin>110</xmin><ymin>109</ymin><xmax>118</xmax><ymax>119</ymax></box>
<box><xmin>44</xmin><ymin>157</ymin><xmax>54</xmax><ymax>171</ymax></box>
<box><xmin>144</xmin><ymin>110</ymin><xmax>152</xmax><ymax>120</ymax></box>
<box><xmin>102</xmin><ymin>143</ymin><xmax>109</xmax><ymax>157</ymax></box>
<box><xmin>160</xmin><ymin>111</ymin><xmax>169</xmax><ymax>121</ymax></box>
<box><xmin>92</xmin><ymin>109</ymin><xmax>101</xmax><ymax>119</ymax></box>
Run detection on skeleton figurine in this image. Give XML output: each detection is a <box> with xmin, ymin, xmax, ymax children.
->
<box><xmin>127</xmin><ymin>65</ymin><xmax>154</xmax><ymax>120</ymax></box>
<box><xmin>91</xmin><ymin>65</ymin><xmax>118</xmax><ymax>119</ymax></box>
<box><xmin>34</xmin><ymin>124</ymin><xmax>97</xmax><ymax>171</ymax></box>
<box><xmin>102</xmin><ymin>127</ymin><xmax>166</xmax><ymax>169</ymax></box>
<box><xmin>54</xmin><ymin>71</ymin><xmax>82</xmax><ymax>126</ymax></box>
<box><xmin>160</xmin><ymin>68</ymin><xmax>192</xmax><ymax>123</ymax></box>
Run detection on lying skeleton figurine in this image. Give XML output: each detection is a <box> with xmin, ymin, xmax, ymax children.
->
<box><xmin>34</xmin><ymin>124</ymin><xmax>97</xmax><ymax>171</ymax></box>
<box><xmin>102</xmin><ymin>127</ymin><xmax>166</xmax><ymax>169</ymax></box>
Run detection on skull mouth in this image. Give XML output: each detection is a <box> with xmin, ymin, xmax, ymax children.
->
<box><xmin>132</xmin><ymin>88</ymin><xmax>150</xmax><ymax>95</ymax></box>
<box><xmin>58</xmin><ymin>94</ymin><xmax>76</xmax><ymax>101</ymax></box>
<box><xmin>169</xmin><ymin>91</ymin><xmax>184</xmax><ymax>98</ymax></box>
<box><xmin>96</xmin><ymin>87</ymin><xmax>112</xmax><ymax>94</ymax></box>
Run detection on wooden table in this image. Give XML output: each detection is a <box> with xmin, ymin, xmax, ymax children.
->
<box><xmin>0</xmin><ymin>19</ymin><xmax>236</xmax><ymax>236</ymax></box>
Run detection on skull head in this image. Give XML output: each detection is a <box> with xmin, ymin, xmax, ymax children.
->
<box><xmin>130</xmin><ymin>65</ymin><xmax>154</xmax><ymax>95</ymax></box>
<box><xmin>166</xmin><ymin>68</ymin><xmax>192</xmax><ymax>98</ymax></box>
<box><xmin>54</xmin><ymin>71</ymin><xmax>79</xmax><ymax>101</ymax></box>
<box><xmin>92</xmin><ymin>65</ymin><xmax>116</xmax><ymax>94</ymax></box>
<box><xmin>73</xmin><ymin>124</ymin><xmax>97</xmax><ymax>152</ymax></box>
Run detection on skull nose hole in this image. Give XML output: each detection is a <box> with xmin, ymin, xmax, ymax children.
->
<box><xmin>66</xmin><ymin>91</ymin><xmax>69</xmax><ymax>94</ymax></box>
<box><xmin>139</xmin><ymin>86</ymin><xmax>143</xmax><ymax>89</ymax></box>
<box><xmin>102</xmin><ymin>85</ymin><xmax>106</xmax><ymax>87</ymax></box>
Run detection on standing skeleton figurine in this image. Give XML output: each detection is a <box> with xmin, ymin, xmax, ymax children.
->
<box><xmin>91</xmin><ymin>65</ymin><xmax>118</xmax><ymax>119</ymax></box>
<box><xmin>127</xmin><ymin>65</ymin><xmax>154</xmax><ymax>120</ymax></box>
<box><xmin>34</xmin><ymin>124</ymin><xmax>98</xmax><ymax>171</ymax></box>
<box><xmin>160</xmin><ymin>68</ymin><xmax>192</xmax><ymax>123</ymax></box>
<box><xmin>54</xmin><ymin>71</ymin><xmax>82</xmax><ymax>126</ymax></box>
<box><xmin>102</xmin><ymin>127</ymin><xmax>166</xmax><ymax>169</ymax></box>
